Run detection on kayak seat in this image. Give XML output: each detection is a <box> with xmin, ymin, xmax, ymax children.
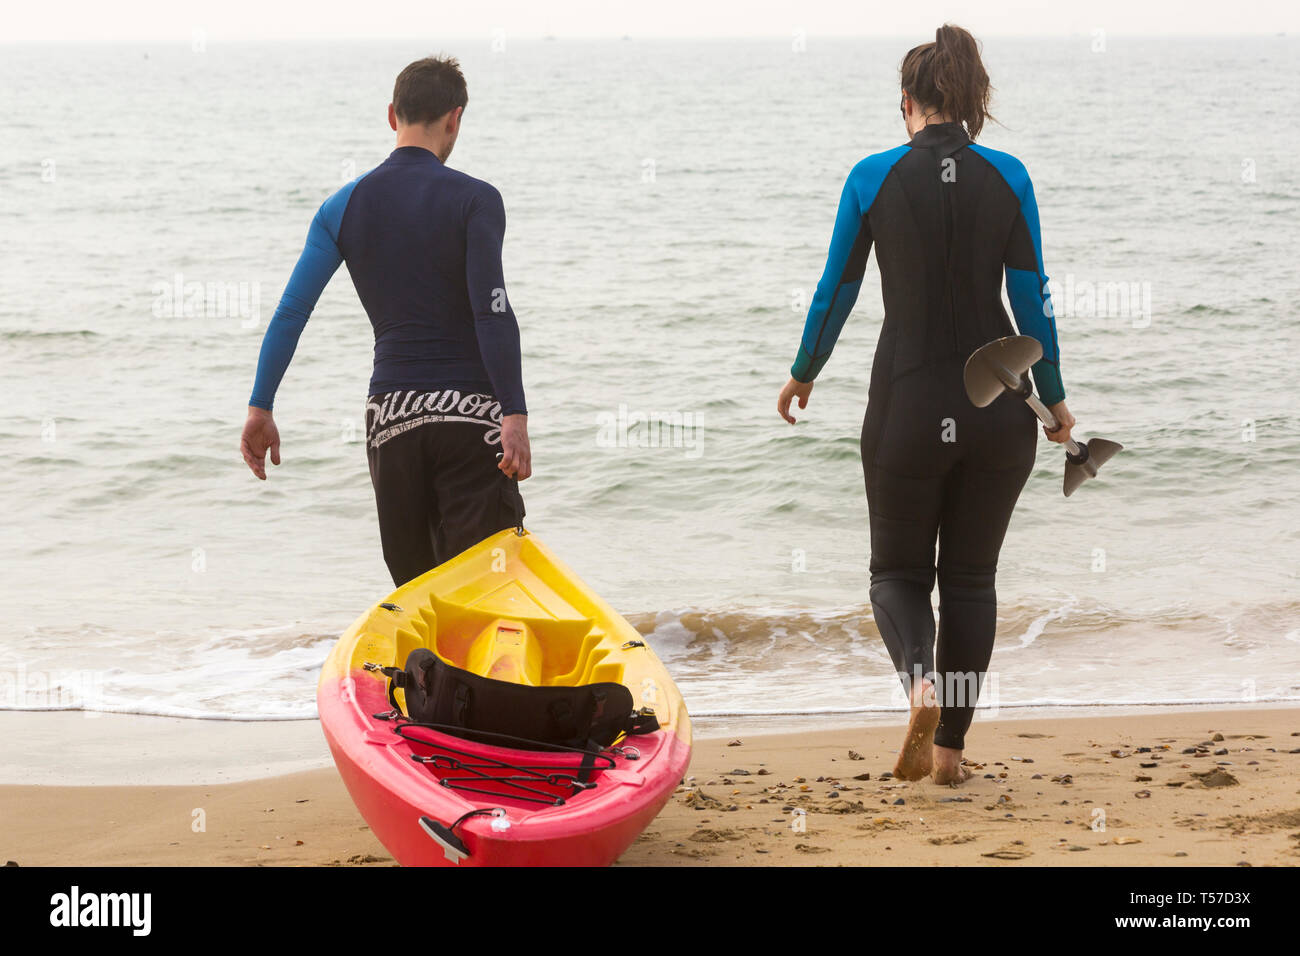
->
<box><xmin>393</xmin><ymin>646</ymin><xmax>653</xmax><ymax>750</ymax></box>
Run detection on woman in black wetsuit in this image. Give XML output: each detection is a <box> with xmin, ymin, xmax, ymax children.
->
<box><xmin>777</xmin><ymin>24</ymin><xmax>1076</xmax><ymax>785</ymax></box>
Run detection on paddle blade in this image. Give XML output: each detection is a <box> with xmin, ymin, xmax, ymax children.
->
<box><xmin>1087</xmin><ymin>438</ymin><xmax>1124</xmax><ymax>468</ymax></box>
<box><xmin>964</xmin><ymin>335</ymin><xmax>1044</xmax><ymax>407</ymax></box>
<box><xmin>1063</xmin><ymin>438</ymin><xmax>1124</xmax><ymax>497</ymax></box>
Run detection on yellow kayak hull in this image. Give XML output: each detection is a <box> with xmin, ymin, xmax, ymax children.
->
<box><xmin>318</xmin><ymin>528</ymin><xmax>691</xmax><ymax>866</ymax></box>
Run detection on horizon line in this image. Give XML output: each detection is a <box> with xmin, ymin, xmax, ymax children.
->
<box><xmin>0</xmin><ymin>31</ymin><xmax>1291</xmax><ymax>45</ymax></box>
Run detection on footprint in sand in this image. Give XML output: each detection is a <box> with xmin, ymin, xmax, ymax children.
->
<box><xmin>981</xmin><ymin>846</ymin><xmax>1033</xmax><ymax>860</ymax></box>
<box><xmin>689</xmin><ymin>827</ymin><xmax>744</xmax><ymax>843</ymax></box>
<box><xmin>672</xmin><ymin>846</ymin><xmax>717</xmax><ymax>858</ymax></box>
<box><xmin>1190</xmin><ymin>768</ymin><xmax>1239</xmax><ymax>788</ymax></box>
<box><xmin>819</xmin><ymin>799</ymin><xmax>869</xmax><ymax>814</ymax></box>
<box><xmin>856</xmin><ymin>816</ymin><xmax>907</xmax><ymax>831</ymax></box>
<box><xmin>1210</xmin><ymin>808</ymin><xmax>1300</xmax><ymax>836</ymax></box>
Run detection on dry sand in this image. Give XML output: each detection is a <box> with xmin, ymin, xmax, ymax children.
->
<box><xmin>2</xmin><ymin>707</ymin><xmax>1297</xmax><ymax>866</ymax></box>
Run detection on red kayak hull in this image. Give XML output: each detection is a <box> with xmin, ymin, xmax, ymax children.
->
<box><xmin>319</xmin><ymin>670</ymin><xmax>690</xmax><ymax>866</ymax></box>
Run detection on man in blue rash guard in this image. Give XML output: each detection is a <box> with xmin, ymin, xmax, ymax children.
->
<box><xmin>240</xmin><ymin>56</ymin><xmax>530</xmax><ymax>587</ymax></box>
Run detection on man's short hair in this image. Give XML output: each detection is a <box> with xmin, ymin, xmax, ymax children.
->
<box><xmin>392</xmin><ymin>56</ymin><xmax>468</xmax><ymax>126</ymax></box>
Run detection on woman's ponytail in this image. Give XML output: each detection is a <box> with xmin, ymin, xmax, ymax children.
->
<box><xmin>900</xmin><ymin>23</ymin><xmax>994</xmax><ymax>139</ymax></box>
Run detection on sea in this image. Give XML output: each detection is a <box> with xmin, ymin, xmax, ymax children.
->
<box><xmin>2</xmin><ymin>35</ymin><xmax>1297</xmax><ymax>724</ymax></box>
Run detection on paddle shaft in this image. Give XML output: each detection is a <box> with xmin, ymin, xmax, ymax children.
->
<box><xmin>985</xmin><ymin>355</ymin><xmax>1084</xmax><ymax>457</ymax></box>
<box><xmin>1024</xmin><ymin>393</ymin><xmax>1083</xmax><ymax>457</ymax></box>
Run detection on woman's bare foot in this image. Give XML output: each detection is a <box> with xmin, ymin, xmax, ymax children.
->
<box><xmin>892</xmin><ymin>679</ymin><xmax>939</xmax><ymax>781</ymax></box>
<box><xmin>932</xmin><ymin>744</ymin><xmax>972</xmax><ymax>785</ymax></box>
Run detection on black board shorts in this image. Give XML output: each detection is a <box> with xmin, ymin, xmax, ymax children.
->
<box><xmin>365</xmin><ymin>389</ymin><xmax>525</xmax><ymax>587</ymax></box>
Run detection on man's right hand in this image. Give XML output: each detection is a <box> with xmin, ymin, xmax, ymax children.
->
<box><xmin>498</xmin><ymin>413</ymin><xmax>532</xmax><ymax>481</ymax></box>
<box><xmin>241</xmin><ymin>406</ymin><xmax>281</xmax><ymax>480</ymax></box>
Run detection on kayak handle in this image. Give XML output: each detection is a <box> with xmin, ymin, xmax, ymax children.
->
<box><xmin>419</xmin><ymin>816</ymin><xmax>470</xmax><ymax>865</ymax></box>
<box><xmin>419</xmin><ymin>807</ymin><xmax>512</xmax><ymax>864</ymax></box>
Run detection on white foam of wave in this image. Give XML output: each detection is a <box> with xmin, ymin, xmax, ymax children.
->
<box><xmin>0</xmin><ymin>630</ymin><xmax>338</xmax><ymax>721</ymax></box>
<box><xmin>690</xmin><ymin>694</ymin><xmax>1300</xmax><ymax>718</ymax></box>
<box><xmin>1004</xmin><ymin>595</ymin><xmax>1080</xmax><ymax>650</ymax></box>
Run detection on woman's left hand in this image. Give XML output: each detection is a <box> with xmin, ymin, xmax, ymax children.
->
<box><xmin>778</xmin><ymin>377</ymin><xmax>814</xmax><ymax>424</ymax></box>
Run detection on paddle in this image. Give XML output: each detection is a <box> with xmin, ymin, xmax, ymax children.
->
<box><xmin>963</xmin><ymin>335</ymin><xmax>1123</xmax><ymax>497</ymax></box>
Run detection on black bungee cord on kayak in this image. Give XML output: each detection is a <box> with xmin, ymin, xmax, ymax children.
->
<box><xmin>392</xmin><ymin>719</ymin><xmax>616</xmax><ymax>806</ymax></box>
<box><xmin>387</xmin><ymin>716</ymin><xmax>646</xmax><ymax>864</ymax></box>
<box><xmin>364</xmin><ymin>652</ymin><xmax>661</xmax><ymax>806</ymax></box>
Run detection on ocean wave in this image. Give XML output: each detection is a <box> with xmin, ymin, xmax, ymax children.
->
<box><xmin>633</xmin><ymin>599</ymin><xmax>1300</xmax><ymax>644</ymax></box>
<box><xmin>1</xmin><ymin>624</ymin><xmax>337</xmax><ymax>722</ymax></box>
<box><xmin>0</xmin><ymin>328</ymin><xmax>102</xmax><ymax>341</ymax></box>
<box><xmin>2</xmin><ymin>597</ymin><xmax>1296</xmax><ymax>722</ymax></box>
<box><xmin>626</xmin><ymin>600</ymin><xmax>1134</xmax><ymax>650</ymax></box>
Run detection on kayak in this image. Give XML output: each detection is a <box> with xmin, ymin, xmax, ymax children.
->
<box><xmin>317</xmin><ymin>528</ymin><xmax>691</xmax><ymax>866</ymax></box>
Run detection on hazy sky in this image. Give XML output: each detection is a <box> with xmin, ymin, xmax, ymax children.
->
<box><xmin>2</xmin><ymin>0</ymin><xmax>1297</xmax><ymax>42</ymax></box>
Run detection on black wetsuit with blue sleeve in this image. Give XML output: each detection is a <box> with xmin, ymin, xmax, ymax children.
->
<box><xmin>790</xmin><ymin>122</ymin><xmax>1064</xmax><ymax>750</ymax></box>
<box><xmin>248</xmin><ymin>146</ymin><xmax>527</xmax><ymax>586</ymax></box>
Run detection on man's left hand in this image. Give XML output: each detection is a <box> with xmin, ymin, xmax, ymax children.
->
<box><xmin>498</xmin><ymin>413</ymin><xmax>532</xmax><ymax>480</ymax></box>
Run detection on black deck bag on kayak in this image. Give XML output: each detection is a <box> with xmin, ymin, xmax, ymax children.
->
<box><xmin>385</xmin><ymin>647</ymin><xmax>659</xmax><ymax>751</ymax></box>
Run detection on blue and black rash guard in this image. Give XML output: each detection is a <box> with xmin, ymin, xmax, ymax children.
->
<box><xmin>248</xmin><ymin>146</ymin><xmax>526</xmax><ymax>415</ymax></box>
<box><xmin>791</xmin><ymin>123</ymin><xmax>1065</xmax><ymax>406</ymax></box>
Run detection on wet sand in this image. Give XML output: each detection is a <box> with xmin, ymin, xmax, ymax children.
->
<box><xmin>2</xmin><ymin>707</ymin><xmax>1297</xmax><ymax>866</ymax></box>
